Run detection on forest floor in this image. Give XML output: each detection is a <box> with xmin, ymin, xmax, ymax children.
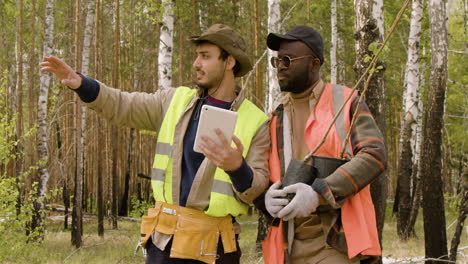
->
<box><xmin>0</xmin><ymin>203</ymin><xmax>466</xmax><ymax>264</ymax></box>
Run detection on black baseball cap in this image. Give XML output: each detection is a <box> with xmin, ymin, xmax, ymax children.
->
<box><xmin>267</xmin><ymin>25</ymin><xmax>324</xmax><ymax>65</ymax></box>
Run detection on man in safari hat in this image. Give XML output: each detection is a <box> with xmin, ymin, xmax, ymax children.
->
<box><xmin>40</xmin><ymin>24</ymin><xmax>270</xmax><ymax>264</ymax></box>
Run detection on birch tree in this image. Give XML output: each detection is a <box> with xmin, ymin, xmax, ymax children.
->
<box><xmin>395</xmin><ymin>0</ymin><xmax>424</xmax><ymax>240</ymax></box>
<box><xmin>158</xmin><ymin>0</ymin><xmax>174</xmax><ymax>90</ymax></box>
<box><xmin>330</xmin><ymin>0</ymin><xmax>338</xmax><ymax>84</ymax></box>
<box><xmin>354</xmin><ymin>0</ymin><xmax>387</xmax><ymax>258</ymax></box>
<box><xmin>266</xmin><ymin>0</ymin><xmax>280</xmax><ymax>112</ymax></box>
<box><xmin>421</xmin><ymin>0</ymin><xmax>449</xmax><ymax>261</ymax></box>
<box><xmin>32</xmin><ymin>0</ymin><xmax>55</xmax><ymax>239</ymax></box>
<box><xmin>27</xmin><ymin>0</ymin><xmax>38</xmax><ymax>187</ymax></box>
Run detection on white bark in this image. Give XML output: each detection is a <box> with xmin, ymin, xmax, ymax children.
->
<box><xmin>36</xmin><ymin>0</ymin><xmax>55</xmax><ymax>228</ymax></box>
<box><xmin>158</xmin><ymin>0</ymin><xmax>174</xmax><ymax>90</ymax></box>
<box><xmin>81</xmin><ymin>0</ymin><xmax>94</xmax><ymax>77</ymax></box>
<box><xmin>373</xmin><ymin>0</ymin><xmax>385</xmax><ymax>38</ymax></box>
<box><xmin>198</xmin><ymin>1</ymin><xmax>208</xmax><ymax>32</ymax></box>
<box><xmin>430</xmin><ymin>0</ymin><xmax>448</xmax><ymax>69</ymax></box>
<box><xmin>330</xmin><ymin>0</ymin><xmax>338</xmax><ymax>84</ymax></box>
<box><xmin>266</xmin><ymin>0</ymin><xmax>281</xmax><ymax>112</ymax></box>
<box><xmin>354</xmin><ymin>0</ymin><xmax>371</xmax><ymax>53</ymax></box>
<box><xmin>79</xmin><ymin>0</ymin><xmax>95</xmax><ymax>184</ymax></box>
<box><xmin>401</xmin><ymin>0</ymin><xmax>424</xmax><ymax>171</ymax></box>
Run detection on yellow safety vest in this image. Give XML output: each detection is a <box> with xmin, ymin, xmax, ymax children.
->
<box><xmin>151</xmin><ymin>86</ymin><xmax>268</xmax><ymax>217</ymax></box>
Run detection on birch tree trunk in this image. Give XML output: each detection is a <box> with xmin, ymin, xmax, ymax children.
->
<box><xmin>27</xmin><ymin>0</ymin><xmax>38</xmax><ymax>194</ymax></box>
<box><xmin>158</xmin><ymin>0</ymin><xmax>174</xmax><ymax>90</ymax></box>
<box><xmin>266</xmin><ymin>0</ymin><xmax>280</xmax><ymax>112</ymax></box>
<box><xmin>396</xmin><ymin>0</ymin><xmax>424</xmax><ymax>240</ymax></box>
<box><xmin>331</xmin><ymin>0</ymin><xmax>338</xmax><ymax>84</ymax></box>
<box><xmin>32</xmin><ymin>0</ymin><xmax>55</xmax><ymax>239</ymax></box>
<box><xmin>421</xmin><ymin>0</ymin><xmax>449</xmax><ymax>262</ymax></box>
<box><xmin>80</xmin><ymin>0</ymin><xmax>95</xmax><ymax>218</ymax></box>
<box><xmin>337</xmin><ymin>3</ymin><xmax>346</xmax><ymax>84</ymax></box>
<box><xmin>253</xmin><ymin>0</ymin><xmax>263</xmax><ymax>108</ymax></box>
<box><xmin>354</xmin><ymin>0</ymin><xmax>387</xmax><ymax>259</ymax></box>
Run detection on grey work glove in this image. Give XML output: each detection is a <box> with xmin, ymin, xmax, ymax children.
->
<box><xmin>265</xmin><ymin>182</ymin><xmax>289</xmax><ymax>218</ymax></box>
<box><xmin>277</xmin><ymin>183</ymin><xmax>319</xmax><ymax>221</ymax></box>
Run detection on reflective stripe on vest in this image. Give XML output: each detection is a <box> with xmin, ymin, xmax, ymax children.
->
<box><xmin>151</xmin><ymin>86</ymin><xmax>268</xmax><ymax>217</ymax></box>
<box><xmin>305</xmin><ymin>84</ymin><xmax>380</xmax><ymax>258</ymax></box>
<box><xmin>151</xmin><ymin>86</ymin><xmax>196</xmax><ymax>203</ymax></box>
<box><xmin>205</xmin><ymin>99</ymin><xmax>268</xmax><ymax>217</ymax></box>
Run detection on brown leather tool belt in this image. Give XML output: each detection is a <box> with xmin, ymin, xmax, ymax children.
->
<box><xmin>140</xmin><ymin>201</ymin><xmax>236</xmax><ymax>264</ymax></box>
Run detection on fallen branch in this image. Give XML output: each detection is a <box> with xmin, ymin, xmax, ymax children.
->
<box><xmin>46</xmin><ymin>205</ymin><xmax>141</xmax><ymax>222</ymax></box>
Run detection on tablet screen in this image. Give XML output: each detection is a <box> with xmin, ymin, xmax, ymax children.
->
<box><xmin>193</xmin><ymin>105</ymin><xmax>238</xmax><ymax>153</ymax></box>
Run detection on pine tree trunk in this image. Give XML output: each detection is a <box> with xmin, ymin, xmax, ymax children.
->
<box><xmin>449</xmin><ymin>185</ymin><xmax>467</xmax><ymax>262</ymax></box>
<box><xmin>354</xmin><ymin>1</ymin><xmax>387</xmax><ymax>259</ymax></box>
<box><xmin>71</xmin><ymin>0</ymin><xmax>84</xmax><ymax>248</ymax></box>
<box><xmin>14</xmin><ymin>0</ymin><xmax>24</xmax><ymax>219</ymax></box>
<box><xmin>421</xmin><ymin>0</ymin><xmax>449</xmax><ymax>262</ymax></box>
<box><xmin>111</xmin><ymin>0</ymin><xmax>121</xmax><ymax>230</ymax></box>
<box><xmin>396</xmin><ymin>0</ymin><xmax>424</xmax><ymax>240</ymax></box>
<box><xmin>32</xmin><ymin>0</ymin><xmax>55</xmax><ymax>240</ymax></box>
<box><xmin>158</xmin><ymin>0</ymin><xmax>174</xmax><ymax>91</ymax></box>
<box><xmin>55</xmin><ymin>120</ymin><xmax>69</xmax><ymax>230</ymax></box>
<box><xmin>266</xmin><ymin>0</ymin><xmax>280</xmax><ymax>112</ymax></box>
<box><xmin>94</xmin><ymin>0</ymin><xmax>104</xmax><ymax>237</ymax></box>
<box><xmin>120</xmin><ymin>128</ymin><xmax>135</xmax><ymax>216</ymax></box>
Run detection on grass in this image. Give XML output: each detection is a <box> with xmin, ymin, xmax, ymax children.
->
<box><xmin>0</xmin><ymin>203</ymin><xmax>466</xmax><ymax>264</ymax></box>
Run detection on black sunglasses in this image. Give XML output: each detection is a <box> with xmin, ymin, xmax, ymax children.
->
<box><xmin>270</xmin><ymin>55</ymin><xmax>315</xmax><ymax>68</ymax></box>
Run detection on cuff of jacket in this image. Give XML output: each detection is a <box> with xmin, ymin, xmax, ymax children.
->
<box><xmin>312</xmin><ymin>178</ymin><xmax>344</xmax><ymax>209</ymax></box>
<box><xmin>225</xmin><ymin>159</ymin><xmax>253</xmax><ymax>193</ymax></box>
<box><xmin>72</xmin><ymin>72</ymin><xmax>100</xmax><ymax>103</ymax></box>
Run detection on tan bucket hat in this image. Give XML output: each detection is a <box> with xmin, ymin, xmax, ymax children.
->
<box><xmin>190</xmin><ymin>24</ymin><xmax>252</xmax><ymax>77</ymax></box>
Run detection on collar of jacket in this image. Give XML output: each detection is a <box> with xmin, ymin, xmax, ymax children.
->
<box><xmin>194</xmin><ymin>84</ymin><xmax>245</xmax><ymax>111</ymax></box>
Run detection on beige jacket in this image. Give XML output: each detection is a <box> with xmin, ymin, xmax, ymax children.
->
<box><xmin>86</xmin><ymin>82</ymin><xmax>271</xmax><ymax>209</ymax></box>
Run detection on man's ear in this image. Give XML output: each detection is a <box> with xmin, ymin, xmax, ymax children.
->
<box><xmin>226</xmin><ymin>55</ymin><xmax>236</xmax><ymax>71</ymax></box>
<box><xmin>310</xmin><ymin>58</ymin><xmax>321</xmax><ymax>72</ymax></box>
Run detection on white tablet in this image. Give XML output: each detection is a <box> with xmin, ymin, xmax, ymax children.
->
<box><xmin>193</xmin><ymin>105</ymin><xmax>238</xmax><ymax>153</ymax></box>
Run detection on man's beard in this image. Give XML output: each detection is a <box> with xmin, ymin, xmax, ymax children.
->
<box><xmin>279</xmin><ymin>74</ymin><xmax>311</xmax><ymax>94</ymax></box>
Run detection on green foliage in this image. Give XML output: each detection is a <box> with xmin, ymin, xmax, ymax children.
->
<box><xmin>0</xmin><ymin>70</ymin><xmax>51</xmax><ymax>262</ymax></box>
<box><xmin>445</xmin><ymin>0</ymin><xmax>468</xmax><ymax>161</ymax></box>
<box><xmin>128</xmin><ymin>195</ymin><xmax>153</xmax><ymax>218</ymax></box>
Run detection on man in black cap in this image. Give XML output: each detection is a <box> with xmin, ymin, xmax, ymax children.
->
<box><xmin>40</xmin><ymin>24</ymin><xmax>270</xmax><ymax>264</ymax></box>
<box><xmin>261</xmin><ymin>26</ymin><xmax>387</xmax><ymax>263</ymax></box>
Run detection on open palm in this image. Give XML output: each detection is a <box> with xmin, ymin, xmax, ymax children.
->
<box><xmin>40</xmin><ymin>56</ymin><xmax>82</xmax><ymax>89</ymax></box>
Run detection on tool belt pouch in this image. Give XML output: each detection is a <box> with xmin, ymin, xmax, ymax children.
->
<box><xmin>148</xmin><ymin>202</ymin><xmax>236</xmax><ymax>264</ymax></box>
<box><xmin>171</xmin><ymin>215</ymin><xmax>220</xmax><ymax>264</ymax></box>
<box><xmin>140</xmin><ymin>207</ymin><xmax>161</xmax><ymax>248</ymax></box>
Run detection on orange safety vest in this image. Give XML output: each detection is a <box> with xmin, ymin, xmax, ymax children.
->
<box><xmin>262</xmin><ymin>84</ymin><xmax>381</xmax><ymax>263</ymax></box>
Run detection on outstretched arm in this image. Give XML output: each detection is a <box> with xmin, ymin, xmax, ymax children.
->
<box><xmin>39</xmin><ymin>56</ymin><xmax>82</xmax><ymax>89</ymax></box>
